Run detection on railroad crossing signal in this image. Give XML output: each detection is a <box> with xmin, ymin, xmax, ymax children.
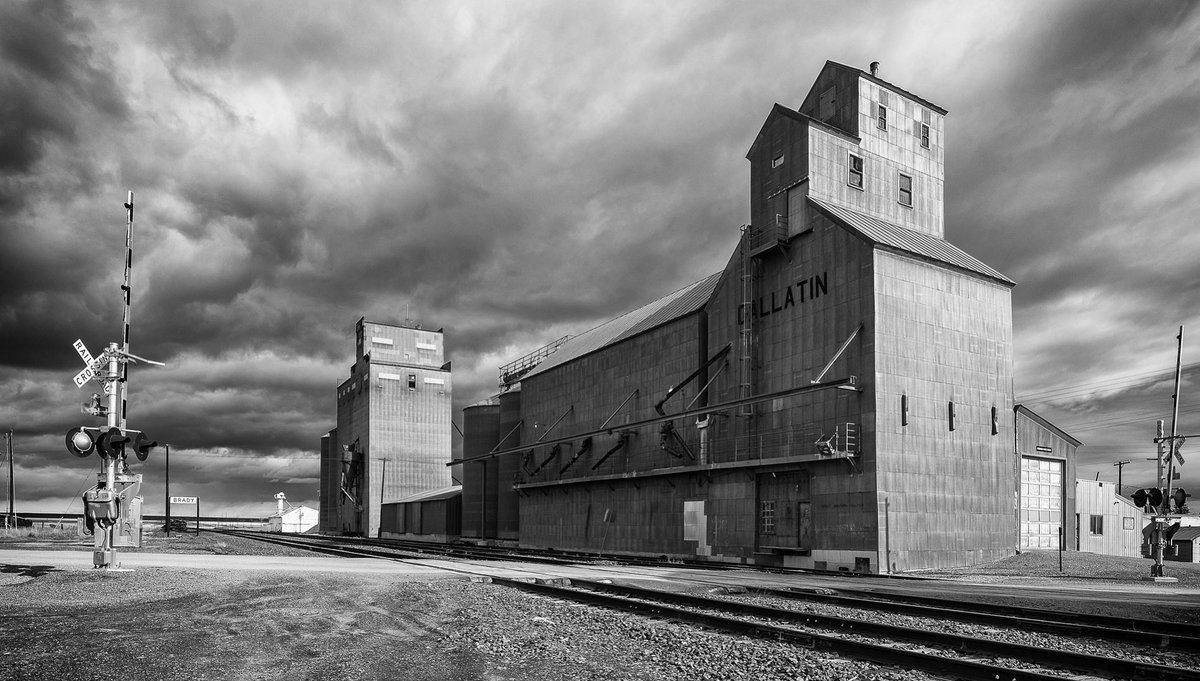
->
<box><xmin>65</xmin><ymin>427</ymin><xmax>98</xmax><ymax>458</ymax></box>
<box><xmin>65</xmin><ymin>426</ymin><xmax>157</xmax><ymax>461</ymax></box>
<box><xmin>1173</xmin><ymin>488</ymin><xmax>1190</xmax><ymax>512</ymax></box>
<box><xmin>1131</xmin><ymin>488</ymin><xmax>1164</xmax><ymax>510</ymax></box>
<box><xmin>130</xmin><ymin>431</ymin><xmax>157</xmax><ymax>461</ymax></box>
<box><xmin>72</xmin><ymin>339</ymin><xmax>113</xmax><ymax>394</ymax></box>
<box><xmin>1132</xmin><ymin>487</ymin><xmax>1190</xmax><ymax>513</ymax></box>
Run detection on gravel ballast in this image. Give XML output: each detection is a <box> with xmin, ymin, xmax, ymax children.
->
<box><xmin>3</xmin><ymin>533</ymin><xmax>1199</xmax><ymax>680</ymax></box>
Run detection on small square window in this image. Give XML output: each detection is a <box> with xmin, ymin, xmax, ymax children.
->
<box><xmin>847</xmin><ymin>153</ymin><xmax>864</xmax><ymax>190</ymax></box>
<box><xmin>920</xmin><ymin>123</ymin><xmax>930</xmax><ymax>149</ymax></box>
<box><xmin>772</xmin><ymin>154</ymin><xmax>784</xmax><ymax>168</ymax></box>
<box><xmin>877</xmin><ymin>104</ymin><xmax>887</xmax><ymax>131</ymax></box>
<box><xmin>1089</xmin><ymin>514</ymin><xmax>1104</xmax><ymax>535</ymax></box>
<box><xmin>899</xmin><ymin>173</ymin><xmax>913</xmax><ymax>207</ymax></box>
<box><xmin>760</xmin><ymin>501</ymin><xmax>776</xmax><ymax>534</ymax></box>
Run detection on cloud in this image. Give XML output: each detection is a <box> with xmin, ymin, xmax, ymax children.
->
<box><xmin>2</xmin><ymin>0</ymin><xmax>1199</xmax><ymax>512</ymax></box>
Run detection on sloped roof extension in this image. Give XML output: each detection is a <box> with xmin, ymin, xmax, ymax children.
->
<box><xmin>746</xmin><ymin>103</ymin><xmax>858</xmax><ymax>159</ymax></box>
<box><xmin>808</xmin><ymin>198</ymin><xmax>1015</xmax><ymax>287</ymax></box>
<box><xmin>392</xmin><ymin>485</ymin><xmax>462</xmax><ymax>505</ymax></box>
<box><xmin>1014</xmin><ymin>404</ymin><xmax>1084</xmax><ymax>447</ymax></box>
<box><xmin>521</xmin><ymin>272</ymin><xmax>722</xmax><ymax>381</ymax></box>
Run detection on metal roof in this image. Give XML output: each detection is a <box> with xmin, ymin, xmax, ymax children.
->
<box><xmin>521</xmin><ymin>272</ymin><xmax>722</xmax><ymax>381</ymax></box>
<box><xmin>1173</xmin><ymin>526</ymin><xmax>1200</xmax><ymax>542</ymax></box>
<box><xmin>808</xmin><ymin>198</ymin><xmax>1015</xmax><ymax>286</ymax></box>
<box><xmin>391</xmin><ymin>485</ymin><xmax>462</xmax><ymax>505</ymax></box>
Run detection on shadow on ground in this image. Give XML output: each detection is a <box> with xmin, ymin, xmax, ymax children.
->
<box><xmin>0</xmin><ymin>564</ymin><xmax>60</xmax><ymax>578</ymax></box>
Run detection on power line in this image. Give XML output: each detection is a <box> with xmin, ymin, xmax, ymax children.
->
<box><xmin>1058</xmin><ymin>405</ymin><xmax>1200</xmax><ymax>435</ymax></box>
<box><xmin>1017</xmin><ymin>362</ymin><xmax>1199</xmax><ymax>405</ymax></box>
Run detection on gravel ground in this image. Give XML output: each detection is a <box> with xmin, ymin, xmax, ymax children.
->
<box><xmin>2</xmin><ymin>531</ymin><xmax>1198</xmax><ymax>680</ymax></box>
<box><xmin>0</xmin><ymin>567</ymin><xmax>935</xmax><ymax>681</ymax></box>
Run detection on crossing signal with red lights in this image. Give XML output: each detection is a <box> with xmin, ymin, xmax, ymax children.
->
<box><xmin>1131</xmin><ymin>488</ymin><xmax>1164</xmax><ymax>511</ymax></box>
<box><xmin>131</xmin><ymin>431</ymin><xmax>157</xmax><ymax>461</ymax></box>
<box><xmin>96</xmin><ymin>426</ymin><xmax>129</xmax><ymax>459</ymax></box>
<box><xmin>1173</xmin><ymin>488</ymin><xmax>1190</xmax><ymax>513</ymax></box>
<box><xmin>66</xmin><ymin>426</ymin><xmax>155</xmax><ymax>461</ymax></box>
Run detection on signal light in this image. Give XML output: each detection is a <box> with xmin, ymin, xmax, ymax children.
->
<box><xmin>1173</xmin><ymin>488</ymin><xmax>1190</xmax><ymax>512</ymax></box>
<box><xmin>65</xmin><ymin>427</ymin><xmax>96</xmax><ymax>457</ymax></box>
<box><xmin>1132</xmin><ymin>488</ymin><xmax>1165</xmax><ymax>510</ymax></box>
<box><xmin>96</xmin><ymin>426</ymin><xmax>129</xmax><ymax>460</ymax></box>
<box><xmin>1149</xmin><ymin>488</ymin><xmax>1164</xmax><ymax>508</ymax></box>
<box><xmin>131</xmin><ymin>431</ymin><xmax>157</xmax><ymax>461</ymax></box>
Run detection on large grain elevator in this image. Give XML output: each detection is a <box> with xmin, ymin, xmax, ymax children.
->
<box><xmin>457</xmin><ymin>61</ymin><xmax>1049</xmax><ymax>572</ymax></box>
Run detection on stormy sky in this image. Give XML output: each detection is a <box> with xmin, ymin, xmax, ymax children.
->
<box><xmin>1</xmin><ymin>1</ymin><xmax>1198</xmax><ymax>518</ymax></box>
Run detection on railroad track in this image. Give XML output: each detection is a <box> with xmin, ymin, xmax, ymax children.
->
<box><xmin>217</xmin><ymin>529</ymin><xmax>1200</xmax><ymax>680</ymax></box>
<box><xmin>501</xmin><ymin>578</ymin><xmax>1199</xmax><ymax>681</ymax></box>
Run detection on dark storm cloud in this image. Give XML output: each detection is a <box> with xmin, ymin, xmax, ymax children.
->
<box><xmin>0</xmin><ymin>2</ymin><xmax>132</xmax><ymax>371</ymax></box>
<box><xmin>0</xmin><ymin>1</ymin><xmax>128</xmax><ymax>170</ymax></box>
<box><xmin>1019</xmin><ymin>2</ymin><xmax>1196</xmax><ymax>95</ymax></box>
<box><xmin>4</xmin><ymin>1</ymin><xmax>1199</xmax><ymax>512</ymax></box>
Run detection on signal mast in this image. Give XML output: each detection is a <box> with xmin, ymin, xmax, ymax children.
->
<box><xmin>65</xmin><ymin>192</ymin><xmax>163</xmax><ymax>569</ymax></box>
<box><xmin>1133</xmin><ymin>326</ymin><xmax>1191</xmax><ymax>581</ymax></box>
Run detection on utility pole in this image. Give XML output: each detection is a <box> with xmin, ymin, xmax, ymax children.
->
<box><xmin>1112</xmin><ymin>460</ymin><xmax>1131</xmax><ymax>496</ymax></box>
<box><xmin>4</xmin><ymin>430</ymin><xmax>13</xmax><ymax>527</ymax></box>
<box><xmin>164</xmin><ymin>443</ymin><xmax>170</xmax><ymax>538</ymax></box>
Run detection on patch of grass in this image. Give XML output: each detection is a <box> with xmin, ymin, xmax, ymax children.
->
<box><xmin>0</xmin><ymin>525</ymin><xmax>80</xmax><ymax>541</ymax></box>
<box><xmin>930</xmin><ymin>549</ymin><xmax>1200</xmax><ymax>586</ymax></box>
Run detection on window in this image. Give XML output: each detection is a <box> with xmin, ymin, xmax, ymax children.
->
<box><xmin>920</xmin><ymin>123</ymin><xmax>930</xmax><ymax>149</ymax></box>
<box><xmin>947</xmin><ymin>401</ymin><xmax>955</xmax><ymax>431</ymax></box>
<box><xmin>1089</xmin><ymin>514</ymin><xmax>1104</xmax><ymax>535</ymax></box>
<box><xmin>760</xmin><ymin>501</ymin><xmax>776</xmax><ymax>534</ymax></box>
<box><xmin>772</xmin><ymin>154</ymin><xmax>784</xmax><ymax>168</ymax></box>
<box><xmin>877</xmin><ymin>104</ymin><xmax>887</xmax><ymax>131</ymax></box>
<box><xmin>991</xmin><ymin>406</ymin><xmax>999</xmax><ymax>435</ymax></box>
<box><xmin>847</xmin><ymin>153</ymin><xmax>864</xmax><ymax>189</ymax></box>
<box><xmin>1123</xmin><ymin>517</ymin><xmax>1135</xmax><ymax>531</ymax></box>
<box><xmin>901</xmin><ymin>394</ymin><xmax>909</xmax><ymax>427</ymax></box>
<box><xmin>407</xmin><ymin>374</ymin><xmax>417</xmax><ymax>390</ymax></box>
<box><xmin>898</xmin><ymin>173</ymin><xmax>913</xmax><ymax>207</ymax></box>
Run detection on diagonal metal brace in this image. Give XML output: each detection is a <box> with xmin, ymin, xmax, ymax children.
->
<box><xmin>655</xmin><ymin>344</ymin><xmax>732</xmax><ymax>415</ymax></box>
<box><xmin>559</xmin><ymin>437</ymin><xmax>593</xmax><ymax>475</ymax></box>
<box><xmin>591</xmin><ymin>432</ymin><xmax>631</xmax><ymax>471</ymax></box>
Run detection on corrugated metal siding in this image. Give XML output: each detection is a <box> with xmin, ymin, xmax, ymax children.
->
<box><xmin>1075</xmin><ymin>479</ymin><xmax>1144</xmax><ymax>557</ymax></box>
<box><xmin>521</xmin><ymin>272</ymin><xmax>721</xmax><ymax>381</ymax></box>
<box><xmin>809</xmin><ymin>197</ymin><xmax>1014</xmax><ymax>285</ymax></box>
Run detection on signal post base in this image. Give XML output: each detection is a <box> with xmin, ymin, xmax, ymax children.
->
<box><xmin>92</xmin><ymin>549</ymin><xmax>116</xmax><ymax>568</ymax></box>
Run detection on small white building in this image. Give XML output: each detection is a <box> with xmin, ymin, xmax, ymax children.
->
<box><xmin>267</xmin><ymin>492</ymin><xmax>318</xmax><ymax>534</ymax></box>
<box><xmin>1074</xmin><ymin>479</ymin><xmax>1145</xmax><ymax>557</ymax></box>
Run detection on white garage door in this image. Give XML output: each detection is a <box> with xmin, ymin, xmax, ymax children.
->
<box><xmin>1020</xmin><ymin>457</ymin><xmax>1063</xmax><ymax>549</ymax></box>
